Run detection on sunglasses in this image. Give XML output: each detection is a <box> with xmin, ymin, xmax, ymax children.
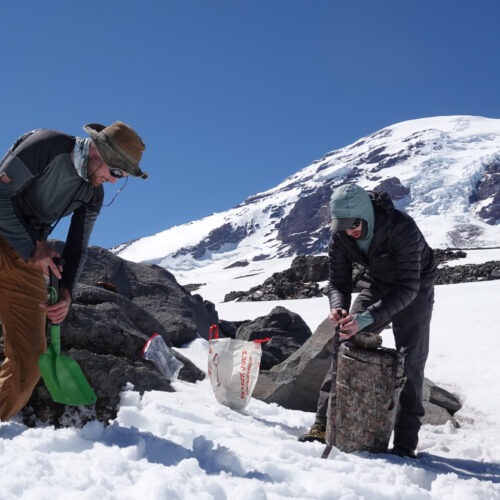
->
<box><xmin>348</xmin><ymin>218</ymin><xmax>362</xmax><ymax>230</ymax></box>
<box><xmin>109</xmin><ymin>167</ymin><xmax>125</xmax><ymax>179</ymax></box>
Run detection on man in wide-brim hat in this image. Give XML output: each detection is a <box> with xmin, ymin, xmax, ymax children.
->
<box><xmin>83</xmin><ymin>121</ymin><xmax>148</xmax><ymax>179</ymax></box>
<box><xmin>0</xmin><ymin>120</ymin><xmax>147</xmax><ymax>421</ymax></box>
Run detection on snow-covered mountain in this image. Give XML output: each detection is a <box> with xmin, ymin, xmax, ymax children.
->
<box><xmin>116</xmin><ymin>116</ymin><xmax>500</xmax><ymax>273</ymax></box>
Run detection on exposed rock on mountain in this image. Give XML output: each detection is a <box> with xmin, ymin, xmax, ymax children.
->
<box><xmin>472</xmin><ymin>158</ymin><xmax>500</xmax><ymax>223</ymax></box>
<box><xmin>172</xmin><ymin>222</ymin><xmax>258</xmax><ymax>260</ymax></box>
<box><xmin>276</xmin><ymin>184</ymin><xmax>332</xmax><ymax>256</ymax></box>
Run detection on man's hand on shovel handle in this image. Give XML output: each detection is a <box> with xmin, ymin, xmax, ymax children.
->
<box><xmin>31</xmin><ymin>240</ymin><xmax>63</xmax><ymax>279</ymax></box>
<box><xmin>40</xmin><ymin>286</ymin><xmax>72</xmax><ymax>324</ymax></box>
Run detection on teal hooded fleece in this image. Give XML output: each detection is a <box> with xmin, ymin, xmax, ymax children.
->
<box><xmin>330</xmin><ymin>184</ymin><xmax>375</xmax><ymax>255</ymax></box>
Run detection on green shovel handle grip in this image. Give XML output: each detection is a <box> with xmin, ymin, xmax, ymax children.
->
<box><xmin>49</xmin><ymin>266</ymin><xmax>59</xmax><ymax>305</ymax></box>
<box><xmin>50</xmin><ymin>324</ymin><xmax>61</xmax><ymax>355</ymax></box>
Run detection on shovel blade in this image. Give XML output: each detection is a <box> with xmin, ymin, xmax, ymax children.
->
<box><xmin>39</xmin><ymin>348</ymin><xmax>97</xmax><ymax>406</ymax></box>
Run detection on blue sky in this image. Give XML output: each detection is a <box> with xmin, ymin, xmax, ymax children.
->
<box><xmin>1</xmin><ymin>0</ymin><xmax>499</xmax><ymax>249</ymax></box>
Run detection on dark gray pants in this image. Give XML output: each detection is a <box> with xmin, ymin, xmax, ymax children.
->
<box><xmin>316</xmin><ymin>286</ymin><xmax>433</xmax><ymax>451</ymax></box>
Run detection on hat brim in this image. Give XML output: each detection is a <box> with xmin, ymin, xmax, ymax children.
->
<box><xmin>330</xmin><ymin>217</ymin><xmax>359</xmax><ymax>231</ymax></box>
<box><xmin>83</xmin><ymin>123</ymin><xmax>148</xmax><ymax>179</ymax></box>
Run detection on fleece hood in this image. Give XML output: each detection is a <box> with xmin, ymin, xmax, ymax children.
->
<box><xmin>329</xmin><ymin>184</ymin><xmax>375</xmax><ymax>244</ymax></box>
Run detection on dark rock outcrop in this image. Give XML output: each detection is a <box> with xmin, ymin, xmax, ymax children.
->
<box><xmin>433</xmin><ymin>248</ymin><xmax>467</xmax><ymax>264</ymax></box>
<box><xmin>75</xmin><ymin>245</ymin><xmax>219</xmax><ymax>346</ymax></box>
<box><xmin>234</xmin><ymin>306</ymin><xmax>312</xmax><ymax>370</ymax></box>
<box><xmin>224</xmin><ymin>250</ymin><xmax>500</xmax><ymax>302</ymax></box>
<box><xmin>23</xmin><ymin>350</ymin><xmax>175</xmax><ymax>428</ymax></box>
<box><xmin>436</xmin><ymin>260</ymin><xmax>500</xmax><ymax>284</ymax></box>
<box><xmin>471</xmin><ymin>159</ymin><xmax>500</xmax><ymax>224</ymax></box>
<box><xmin>224</xmin><ymin>255</ymin><xmax>329</xmax><ymax>302</ymax></box>
<box><xmin>0</xmin><ymin>243</ymin><xmax>214</xmax><ymax>428</ymax></box>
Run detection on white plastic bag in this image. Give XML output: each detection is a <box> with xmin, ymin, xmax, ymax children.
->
<box><xmin>207</xmin><ymin>324</ymin><xmax>266</xmax><ymax>411</ymax></box>
<box><xmin>141</xmin><ymin>333</ymin><xmax>184</xmax><ymax>381</ymax></box>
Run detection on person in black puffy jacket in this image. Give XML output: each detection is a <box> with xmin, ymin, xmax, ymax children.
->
<box><xmin>299</xmin><ymin>183</ymin><xmax>436</xmax><ymax>459</ymax></box>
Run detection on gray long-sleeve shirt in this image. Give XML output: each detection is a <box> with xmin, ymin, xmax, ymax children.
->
<box><xmin>0</xmin><ymin>129</ymin><xmax>103</xmax><ymax>292</ymax></box>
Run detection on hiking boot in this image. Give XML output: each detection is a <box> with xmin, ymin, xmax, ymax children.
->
<box><xmin>390</xmin><ymin>445</ymin><xmax>417</xmax><ymax>459</ymax></box>
<box><xmin>298</xmin><ymin>423</ymin><xmax>326</xmax><ymax>443</ymax></box>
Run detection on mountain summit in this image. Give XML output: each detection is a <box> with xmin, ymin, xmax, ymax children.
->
<box><xmin>117</xmin><ymin>116</ymin><xmax>500</xmax><ymax>271</ymax></box>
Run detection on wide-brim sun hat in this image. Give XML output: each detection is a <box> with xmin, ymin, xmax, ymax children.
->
<box><xmin>83</xmin><ymin>121</ymin><xmax>148</xmax><ymax>179</ymax></box>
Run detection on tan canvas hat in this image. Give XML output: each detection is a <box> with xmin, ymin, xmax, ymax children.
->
<box><xmin>83</xmin><ymin>121</ymin><xmax>148</xmax><ymax>179</ymax></box>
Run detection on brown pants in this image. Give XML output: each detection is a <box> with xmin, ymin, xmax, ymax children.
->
<box><xmin>0</xmin><ymin>237</ymin><xmax>47</xmax><ymax>421</ymax></box>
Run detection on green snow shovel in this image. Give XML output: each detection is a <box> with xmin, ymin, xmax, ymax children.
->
<box><xmin>38</xmin><ymin>268</ymin><xmax>97</xmax><ymax>405</ymax></box>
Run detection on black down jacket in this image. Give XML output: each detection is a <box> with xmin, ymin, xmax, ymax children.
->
<box><xmin>326</xmin><ymin>190</ymin><xmax>436</xmax><ymax>326</ymax></box>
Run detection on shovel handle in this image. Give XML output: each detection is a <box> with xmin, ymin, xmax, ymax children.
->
<box><xmin>48</xmin><ymin>262</ymin><xmax>60</xmax><ymax>305</ymax></box>
<box><xmin>50</xmin><ymin>324</ymin><xmax>61</xmax><ymax>355</ymax></box>
<box><xmin>48</xmin><ymin>257</ymin><xmax>65</xmax><ymax>306</ymax></box>
<box><xmin>47</xmin><ymin>268</ymin><xmax>61</xmax><ymax>354</ymax></box>
<box><xmin>47</xmin><ymin>258</ymin><xmax>63</xmax><ymax>328</ymax></box>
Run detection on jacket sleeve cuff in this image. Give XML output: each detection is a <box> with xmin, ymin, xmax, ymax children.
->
<box><xmin>355</xmin><ymin>311</ymin><xmax>374</xmax><ymax>331</ymax></box>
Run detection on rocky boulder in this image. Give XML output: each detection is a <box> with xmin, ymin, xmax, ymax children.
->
<box><xmin>234</xmin><ymin>306</ymin><xmax>312</xmax><ymax>370</ymax></box>
<box><xmin>0</xmin><ymin>243</ymin><xmax>216</xmax><ymax>428</ymax></box>
<box><xmin>74</xmin><ymin>244</ymin><xmax>219</xmax><ymax>346</ymax></box>
<box><xmin>253</xmin><ymin>317</ymin><xmax>335</xmax><ymax>412</ymax></box>
<box><xmin>224</xmin><ymin>255</ymin><xmax>329</xmax><ymax>302</ymax></box>
<box><xmin>253</xmin><ymin>317</ymin><xmax>461</xmax><ymax>427</ymax></box>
